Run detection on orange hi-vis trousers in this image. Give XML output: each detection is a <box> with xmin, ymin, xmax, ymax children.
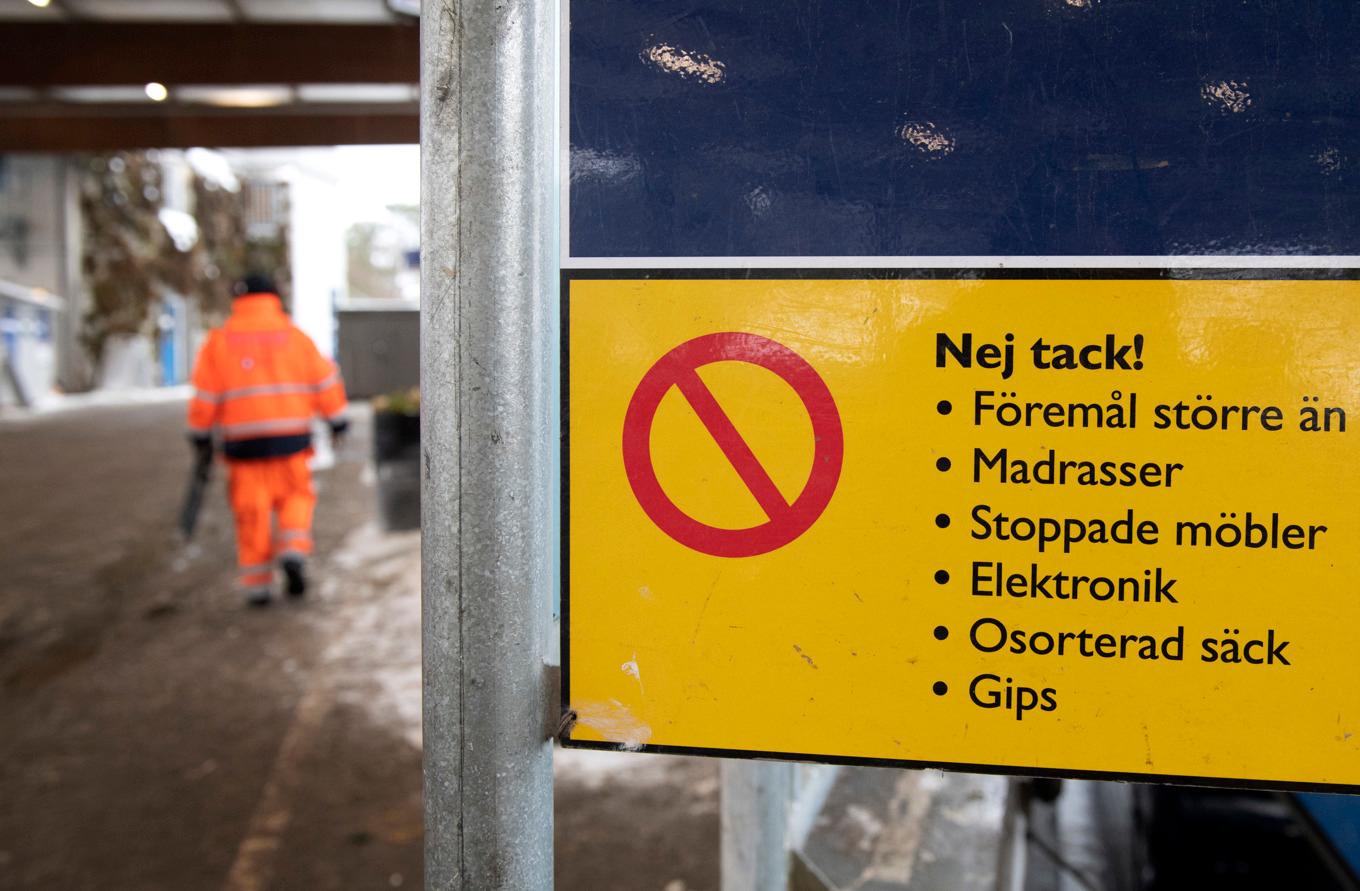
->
<box><xmin>228</xmin><ymin>452</ymin><xmax>315</xmax><ymax>590</ymax></box>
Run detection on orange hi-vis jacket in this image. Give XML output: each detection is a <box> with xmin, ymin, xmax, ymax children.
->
<box><xmin>187</xmin><ymin>292</ymin><xmax>348</xmax><ymax>460</ymax></box>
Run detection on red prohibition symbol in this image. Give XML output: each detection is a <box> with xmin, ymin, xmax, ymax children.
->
<box><xmin>622</xmin><ymin>332</ymin><xmax>844</xmax><ymax>558</ymax></box>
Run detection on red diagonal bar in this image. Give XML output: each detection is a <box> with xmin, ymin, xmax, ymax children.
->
<box><xmin>674</xmin><ymin>368</ymin><xmax>790</xmax><ymax>521</ymax></box>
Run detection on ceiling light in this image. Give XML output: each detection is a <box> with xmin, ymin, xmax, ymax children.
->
<box><xmin>145</xmin><ymin>82</ymin><xmax>169</xmax><ymax>102</ymax></box>
<box><xmin>54</xmin><ymin>86</ymin><xmax>153</xmax><ymax>103</ymax></box>
<box><xmin>296</xmin><ymin>83</ymin><xmax>417</xmax><ymax>104</ymax></box>
<box><xmin>27</xmin><ymin>0</ymin><xmax>52</xmax><ymax>8</ymax></box>
<box><xmin>176</xmin><ymin>86</ymin><xmax>291</xmax><ymax>108</ymax></box>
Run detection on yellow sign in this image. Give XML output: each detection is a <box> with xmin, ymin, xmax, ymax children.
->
<box><xmin>563</xmin><ymin>273</ymin><xmax>1360</xmax><ymax>791</ymax></box>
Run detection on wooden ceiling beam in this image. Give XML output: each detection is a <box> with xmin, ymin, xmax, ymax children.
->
<box><xmin>0</xmin><ymin>23</ymin><xmax>418</xmax><ymax>86</ymax></box>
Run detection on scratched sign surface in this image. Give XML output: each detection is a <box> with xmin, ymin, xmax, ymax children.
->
<box><xmin>563</xmin><ymin>274</ymin><xmax>1360</xmax><ymax>791</ymax></box>
<box><xmin>568</xmin><ymin>0</ymin><xmax>1360</xmax><ymax>259</ymax></box>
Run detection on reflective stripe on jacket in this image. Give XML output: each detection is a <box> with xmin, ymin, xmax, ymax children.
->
<box><xmin>187</xmin><ymin>292</ymin><xmax>348</xmax><ymax>460</ymax></box>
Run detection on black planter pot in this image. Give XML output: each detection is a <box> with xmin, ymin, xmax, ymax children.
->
<box><xmin>373</xmin><ymin>409</ymin><xmax>420</xmax><ymax>532</ymax></box>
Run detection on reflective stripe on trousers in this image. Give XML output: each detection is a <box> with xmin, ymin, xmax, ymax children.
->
<box><xmin>228</xmin><ymin>453</ymin><xmax>316</xmax><ymax>588</ymax></box>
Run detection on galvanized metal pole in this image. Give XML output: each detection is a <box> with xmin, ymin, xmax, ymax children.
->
<box><xmin>722</xmin><ymin>760</ymin><xmax>794</xmax><ymax>891</ymax></box>
<box><xmin>420</xmin><ymin>0</ymin><xmax>555</xmax><ymax>886</ymax></box>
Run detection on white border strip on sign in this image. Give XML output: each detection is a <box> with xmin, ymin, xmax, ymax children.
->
<box><xmin>557</xmin><ymin>0</ymin><xmax>1357</xmax><ymax>272</ymax></box>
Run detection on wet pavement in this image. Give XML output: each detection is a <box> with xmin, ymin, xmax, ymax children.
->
<box><xmin>0</xmin><ymin>398</ymin><xmax>717</xmax><ymax>891</ymax></box>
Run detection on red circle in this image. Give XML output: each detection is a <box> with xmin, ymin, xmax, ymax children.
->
<box><xmin>622</xmin><ymin>332</ymin><xmax>844</xmax><ymax>558</ymax></box>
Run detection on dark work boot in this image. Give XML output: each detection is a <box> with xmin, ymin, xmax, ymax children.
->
<box><xmin>245</xmin><ymin>588</ymin><xmax>272</xmax><ymax>608</ymax></box>
<box><xmin>281</xmin><ymin>557</ymin><xmax>307</xmax><ymax>598</ymax></box>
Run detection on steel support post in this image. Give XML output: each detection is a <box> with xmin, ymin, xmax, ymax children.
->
<box><xmin>420</xmin><ymin>0</ymin><xmax>556</xmax><ymax>886</ymax></box>
<box><xmin>722</xmin><ymin>760</ymin><xmax>795</xmax><ymax>891</ymax></box>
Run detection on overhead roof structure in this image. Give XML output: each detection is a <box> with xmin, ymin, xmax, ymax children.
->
<box><xmin>0</xmin><ymin>0</ymin><xmax>418</xmax><ymax>150</ymax></box>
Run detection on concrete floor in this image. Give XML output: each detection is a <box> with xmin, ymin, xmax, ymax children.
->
<box><xmin>0</xmin><ymin>398</ymin><xmax>718</xmax><ymax>891</ymax></box>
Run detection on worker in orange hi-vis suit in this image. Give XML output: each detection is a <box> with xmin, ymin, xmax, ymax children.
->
<box><xmin>186</xmin><ymin>273</ymin><xmax>348</xmax><ymax>607</ymax></box>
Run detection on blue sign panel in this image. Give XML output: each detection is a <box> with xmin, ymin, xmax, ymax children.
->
<box><xmin>1297</xmin><ymin>794</ymin><xmax>1360</xmax><ymax>881</ymax></box>
<box><xmin>569</xmin><ymin>0</ymin><xmax>1360</xmax><ymax>258</ymax></box>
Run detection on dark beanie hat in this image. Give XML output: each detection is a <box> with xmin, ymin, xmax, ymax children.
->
<box><xmin>236</xmin><ymin>273</ymin><xmax>277</xmax><ymax>296</ymax></box>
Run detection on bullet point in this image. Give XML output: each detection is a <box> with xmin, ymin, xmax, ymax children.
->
<box><xmin>936</xmin><ymin>456</ymin><xmax>951</xmax><ymax>472</ymax></box>
<box><xmin>934</xmin><ymin>569</ymin><xmax>949</xmax><ymax>584</ymax></box>
<box><xmin>936</xmin><ymin>400</ymin><xmax>952</xmax><ymax>415</ymax></box>
<box><xmin>934</xmin><ymin>625</ymin><xmax>949</xmax><ymax>640</ymax></box>
<box><xmin>935</xmin><ymin>513</ymin><xmax>950</xmax><ymax>529</ymax></box>
<box><xmin>933</xmin><ymin>681</ymin><xmax>948</xmax><ymax>696</ymax></box>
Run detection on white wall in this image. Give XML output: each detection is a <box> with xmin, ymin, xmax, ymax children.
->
<box><xmin>282</xmin><ymin>168</ymin><xmax>346</xmax><ymax>360</ymax></box>
<box><xmin>0</xmin><ymin>155</ymin><xmax>64</xmax><ymax>294</ymax></box>
<box><xmin>0</xmin><ymin>155</ymin><xmax>69</xmax><ymax>405</ymax></box>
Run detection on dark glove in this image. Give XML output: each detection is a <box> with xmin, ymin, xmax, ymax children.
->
<box><xmin>329</xmin><ymin>419</ymin><xmax>349</xmax><ymax>452</ymax></box>
<box><xmin>190</xmin><ymin>435</ymin><xmax>213</xmax><ymax>469</ymax></box>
